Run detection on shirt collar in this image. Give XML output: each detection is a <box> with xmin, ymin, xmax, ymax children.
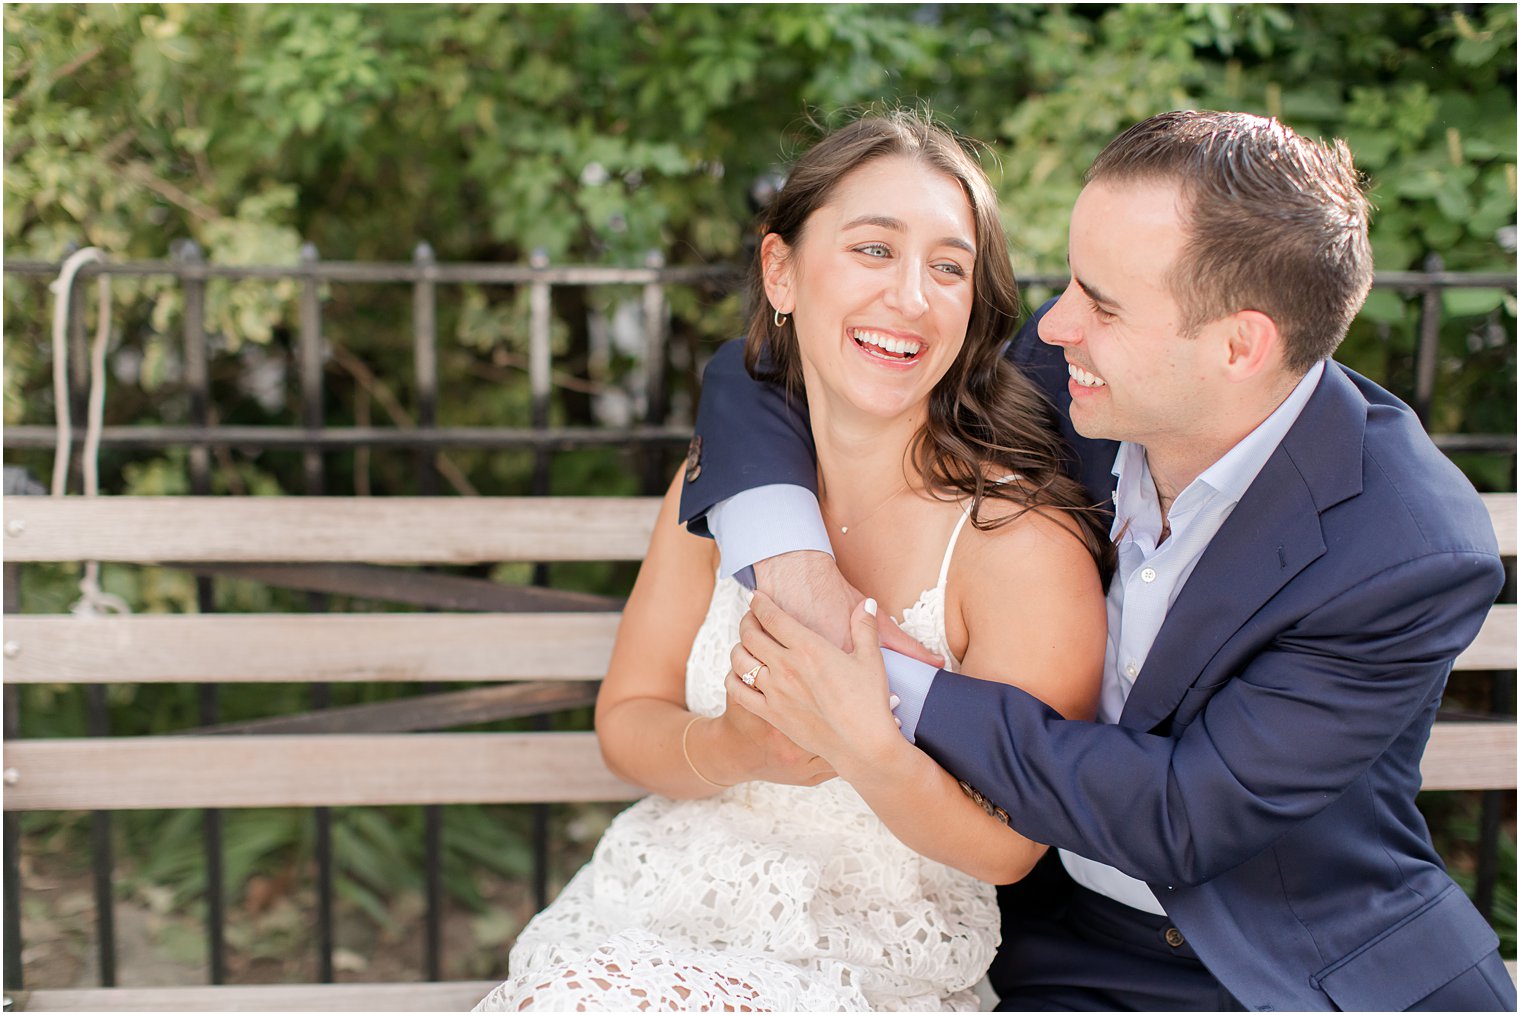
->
<box><xmin>1110</xmin><ymin>359</ymin><xmax>1326</xmax><ymax>532</ymax></box>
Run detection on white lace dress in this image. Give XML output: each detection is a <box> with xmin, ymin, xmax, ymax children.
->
<box><xmin>473</xmin><ymin>511</ymin><xmax>996</xmax><ymax>1012</ymax></box>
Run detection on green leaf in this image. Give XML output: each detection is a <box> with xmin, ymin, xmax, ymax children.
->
<box><xmin>1442</xmin><ymin>288</ymin><xmax>1507</xmax><ymax>318</ymax></box>
<box><xmin>1359</xmin><ymin>288</ymin><xmax>1408</xmax><ymax>325</ymax></box>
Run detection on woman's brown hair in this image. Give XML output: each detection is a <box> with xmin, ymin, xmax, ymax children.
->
<box><xmin>744</xmin><ymin>110</ymin><xmax>1115</xmax><ymax>583</ymax></box>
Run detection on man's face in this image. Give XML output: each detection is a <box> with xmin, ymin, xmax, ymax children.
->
<box><xmin>1038</xmin><ymin>179</ymin><xmax>1219</xmax><ymax>452</ymax></box>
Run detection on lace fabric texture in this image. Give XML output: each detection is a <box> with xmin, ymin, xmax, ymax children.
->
<box><xmin>474</xmin><ymin>554</ymin><xmax>996</xmax><ymax>1011</ymax></box>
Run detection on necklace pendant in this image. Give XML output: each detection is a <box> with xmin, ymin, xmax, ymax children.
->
<box><xmin>840</xmin><ymin>525</ymin><xmax>849</xmax><ymax>534</ymax></box>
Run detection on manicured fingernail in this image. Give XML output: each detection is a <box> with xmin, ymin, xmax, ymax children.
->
<box><xmin>889</xmin><ymin>694</ymin><xmax>901</xmax><ymax>709</ymax></box>
<box><xmin>863</xmin><ymin>598</ymin><xmax>877</xmax><ymax>617</ymax></box>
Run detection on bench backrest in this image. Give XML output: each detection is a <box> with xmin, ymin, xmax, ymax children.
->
<box><xmin>3</xmin><ymin>496</ymin><xmax>664</xmax><ymax>812</ymax></box>
<box><xmin>3</xmin><ymin>494</ymin><xmax>1515</xmax><ymax>812</ymax></box>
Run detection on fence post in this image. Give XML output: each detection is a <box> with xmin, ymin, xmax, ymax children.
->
<box><xmin>525</xmin><ymin>247</ymin><xmax>555</xmax><ymax>913</ymax></box>
<box><xmin>4</xmin><ymin>563</ymin><xmax>21</xmax><ymax>995</ymax></box>
<box><xmin>1413</xmin><ymin>253</ymin><xmax>1444</xmax><ymax>426</ymax></box>
<box><xmin>85</xmin><ymin>683</ymin><xmax>115</xmax><ymax>987</ymax></box>
<box><xmin>413</xmin><ymin>242</ymin><xmax>440</xmax><ymax>497</ymax></box>
<box><xmin>300</xmin><ymin>243</ymin><xmax>326</xmax><ymax>495</ymax></box>
<box><xmin>410</xmin><ymin>242</ymin><xmax>446</xmax><ymax>978</ymax></box>
<box><xmin>641</xmin><ymin>251</ymin><xmax>670</xmax><ymax>493</ymax></box>
<box><xmin>173</xmin><ymin>239</ymin><xmax>227</xmax><ymax>984</ymax></box>
<box><xmin>297</xmin><ymin>241</ymin><xmax>336</xmax><ymax>983</ymax></box>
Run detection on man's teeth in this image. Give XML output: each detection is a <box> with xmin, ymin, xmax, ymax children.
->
<box><xmin>853</xmin><ymin>329</ymin><xmax>922</xmax><ymax>358</ymax></box>
<box><xmin>1068</xmin><ymin>363</ymin><xmax>1106</xmax><ymax>388</ymax></box>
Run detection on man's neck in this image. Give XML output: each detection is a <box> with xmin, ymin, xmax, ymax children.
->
<box><xmin>1143</xmin><ymin>369</ymin><xmax>1309</xmax><ymax>529</ymax></box>
<box><xmin>1143</xmin><ymin>440</ymin><xmax>1227</xmax><ymax>529</ymax></box>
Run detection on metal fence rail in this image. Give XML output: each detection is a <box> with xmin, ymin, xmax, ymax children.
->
<box><xmin>2</xmin><ymin>251</ymin><xmax>1514</xmax><ymax>992</ymax></box>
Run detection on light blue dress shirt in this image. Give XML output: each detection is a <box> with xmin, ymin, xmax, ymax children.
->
<box><xmin>1060</xmin><ymin>359</ymin><xmax>1324</xmax><ymax>913</ymax></box>
<box><xmin>707</xmin><ymin>484</ymin><xmax>834</xmax><ymax>582</ymax></box>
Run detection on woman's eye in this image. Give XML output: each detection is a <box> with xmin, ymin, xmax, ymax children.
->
<box><xmin>854</xmin><ymin>243</ymin><xmax>891</xmax><ymax>258</ymax></box>
<box><xmin>934</xmin><ymin>261</ymin><xmax>968</xmax><ymax>277</ymax></box>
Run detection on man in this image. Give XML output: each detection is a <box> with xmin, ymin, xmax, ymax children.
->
<box><xmin>678</xmin><ymin>111</ymin><xmax>1513</xmax><ymax>1011</ymax></box>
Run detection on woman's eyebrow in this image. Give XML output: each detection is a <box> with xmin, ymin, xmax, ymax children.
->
<box><xmin>842</xmin><ymin>215</ymin><xmax>975</xmax><ymax>254</ymax></box>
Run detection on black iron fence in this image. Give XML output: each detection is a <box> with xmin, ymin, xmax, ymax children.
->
<box><xmin>2</xmin><ymin>252</ymin><xmax>1514</xmax><ymax>991</ymax></box>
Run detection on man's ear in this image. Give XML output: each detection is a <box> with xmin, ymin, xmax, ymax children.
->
<box><xmin>1220</xmin><ymin>309</ymin><xmax>1283</xmax><ymax>381</ymax></box>
<box><xmin>760</xmin><ymin>233</ymin><xmax>794</xmax><ymax>315</ymax></box>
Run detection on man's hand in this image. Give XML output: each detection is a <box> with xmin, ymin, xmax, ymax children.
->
<box><xmin>753</xmin><ymin>550</ymin><xmax>943</xmax><ymax>665</ymax></box>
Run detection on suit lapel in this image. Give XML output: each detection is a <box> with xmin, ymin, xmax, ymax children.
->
<box><xmin>1117</xmin><ymin>364</ymin><xmax>1368</xmax><ymax>732</ymax></box>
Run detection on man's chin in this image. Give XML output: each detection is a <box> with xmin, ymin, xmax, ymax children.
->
<box><xmin>1068</xmin><ymin>409</ymin><xmax>1115</xmax><ymax>442</ymax></box>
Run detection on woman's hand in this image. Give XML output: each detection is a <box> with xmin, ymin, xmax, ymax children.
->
<box><xmin>694</xmin><ymin>686</ymin><xmax>836</xmax><ymax>787</ymax></box>
<box><xmin>726</xmin><ymin>592</ymin><xmax>903</xmax><ymax>781</ymax></box>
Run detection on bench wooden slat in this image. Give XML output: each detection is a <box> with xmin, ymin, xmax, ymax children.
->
<box><xmin>5</xmin><ymin>605</ymin><xmax>1508</xmax><ymax>685</ymax></box>
<box><xmin>1</xmin><ymin>496</ymin><xmax>663</xmax><ymax>563</ymax></box>
<box><xmin>1419</xmin><ymin>721</ymin><xmax>1518</xmax><ymax>790</ymax></box>
<box><xmin>12</xmin><ymin>981</ymin><xmax>500</xmax><ymax>1012</ymax></box>
<box><xmin>3</xmin><ymin>613</ymin><xmax>620</xmax><ymax>682</ymax></box>
<box><xmin>5</xmin><ymin>493</ymin><xmax>1510</xmax><ymax>562</ymax></box>
<box><xmin>5</xmin><ymin>723</ymin><xmax>1509</xmax><ymax>811</ymax></box>
<box><xmin>1454</xmin><ymin>603</ymin><xmax>1516</xmax><ymax>670</ymax></box>
<box><xmin>3</xmin><ymin>732</ymin><xmax>644</xmax><ymax>810</ymax></box>
<box><xmin>1486</xmin><ymin>492</ymin><xmax>1517</xmax><ymax>556</ymax></box>
<box><xmin>5</xmin><ymin>604</ymin><xmax>1511</xmax><ymax>687</ymax></box>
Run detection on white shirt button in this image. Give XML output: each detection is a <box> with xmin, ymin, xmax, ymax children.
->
<box><xmin>1140</xmin><ymin>566</ymin><xmax>1158</xmax><ymax>583</ymax></box>
<box><xmin>1125</xmin><ymin>662</ymin><xmax>1139</xmax><ymax>678</ymax></box>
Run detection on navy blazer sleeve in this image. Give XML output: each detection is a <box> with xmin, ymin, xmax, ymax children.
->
<box><xmin>911</xmin><ymin>393</ymin><xmax>1505</xmax><ymax>888</ymax></box>
<box><xmin>678</xmin><ymin>338</ymin><xmax>818</xmax><ymax>537</ymax></box>
<box><xmin>917</xmin><ymin>546</ymin><xmax>1501</xmax><ymax>886</ymax></box>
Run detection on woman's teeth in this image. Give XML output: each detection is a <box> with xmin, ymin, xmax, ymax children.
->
<box><xmin>1069</xmin><ymin>364</ymin><xmax>1106</xmax><ymax>388</ymax></box>
<box><xmin>852</xmin><ymin>329</ymin><xmax>922</xmax><ymax>360</ymax></box>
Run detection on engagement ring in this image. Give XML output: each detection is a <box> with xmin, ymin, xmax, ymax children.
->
<box><xmin>740</xmin><ymin>664</ymin><xmax>763</xmax><ymax>688</ymax></box>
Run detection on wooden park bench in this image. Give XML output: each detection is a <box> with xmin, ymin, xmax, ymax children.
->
<box><xmin>2</xmin><ymin>493</ymin><xmax>1515</xmax><ymax>1011</ymax></box>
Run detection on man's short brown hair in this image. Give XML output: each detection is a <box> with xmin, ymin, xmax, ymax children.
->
<box><xmin>1087</xmin><ymin>110</ymin><xmax>1373</xmax><ymax>371</ymax></box>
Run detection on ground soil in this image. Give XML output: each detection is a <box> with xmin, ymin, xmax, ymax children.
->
<box><xmin>12</xmin><ymin>815</ymin><xmax>612</xmax><ymax>991</ymax></box>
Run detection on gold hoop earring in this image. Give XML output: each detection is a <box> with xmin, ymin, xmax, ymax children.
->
<box><xmin>773</xmin><ymin>308</ymin><xmax>788</xmax><ymax>328</ymax></box>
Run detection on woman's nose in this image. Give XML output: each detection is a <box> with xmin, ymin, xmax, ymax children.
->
<box><xmin>885</xmin><ymin>264</ymin><xmax>929</xmax><ymax>319</ymax></box>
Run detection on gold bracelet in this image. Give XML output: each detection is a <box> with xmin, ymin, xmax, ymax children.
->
<box><xmin>681</xmin><ymin>715</ymin><xmax>733</xmax><ymax>790</ymax></box>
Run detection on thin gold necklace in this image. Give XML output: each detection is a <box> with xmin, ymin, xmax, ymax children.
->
<box><xmin>829</xmin><ymin>481</ymin><xmax>910</xmax><ymax>535</ymax></box>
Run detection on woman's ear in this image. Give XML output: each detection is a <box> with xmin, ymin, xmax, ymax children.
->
<box><xmin>760</xmin><ymin>233</ymin><xmax>794</xmax><ymax>315</ymax></box>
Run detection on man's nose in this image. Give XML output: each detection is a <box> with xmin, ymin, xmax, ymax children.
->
<box><xmin>1038</xmin><ymin>282</ymin><xmax>1081</xmax><ymax>347</ymax></box>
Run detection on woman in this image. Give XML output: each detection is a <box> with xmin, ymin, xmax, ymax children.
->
<box><xmin>474</xmin><ymin>111</ymin><xmax>1110</xmax><ymax>1012</ymax></box>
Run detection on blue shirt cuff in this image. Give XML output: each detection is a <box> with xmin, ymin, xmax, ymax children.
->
<box><xmin>881</xmin><ymin>649</ymin><xmax>938</xmax><ymax>744</ymax></box>
<box><xmin>707</xmin><ymin>485</ymin><xmax>834</xmax><ymax>581</ymax></box>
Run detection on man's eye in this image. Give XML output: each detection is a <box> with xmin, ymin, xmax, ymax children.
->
<box><xmin>1088</xmin><ymin>299</ymin><xmax>1115</xmax><ymax>320</ymax></box>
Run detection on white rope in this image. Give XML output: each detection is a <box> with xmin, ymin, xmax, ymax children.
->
<box><xmin>48</xmin><ymin>247</ymin><xmax>130</xmax><ymax>617</ymax></box>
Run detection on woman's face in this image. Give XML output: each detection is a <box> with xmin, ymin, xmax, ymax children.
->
<box><xmin>764</xmin><ymin>155</ymin><xmax>977</xmax><ymax>422</ymax></box>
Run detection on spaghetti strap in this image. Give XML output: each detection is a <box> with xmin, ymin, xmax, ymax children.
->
<box><xmin>936</xmin><ymin>508</ymin><xmax>974</xmax><ymax>589</ymax></box>
<box><xmin>935</xmin><ymin>474</ymin><xmax>1021</xmax><ymax>589</ymax></box>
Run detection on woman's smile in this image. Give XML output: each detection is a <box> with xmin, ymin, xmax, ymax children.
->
<box><xmin>850</xmin><ymin>326</ymin><xmax>925</xmax><ymax>365</ymax></box>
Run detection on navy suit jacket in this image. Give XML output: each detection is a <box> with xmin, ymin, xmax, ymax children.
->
<box><xmin>679</xmin><ymin>306</ymin><xmax>1505</xmax><ymax>1011</ymax></box>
